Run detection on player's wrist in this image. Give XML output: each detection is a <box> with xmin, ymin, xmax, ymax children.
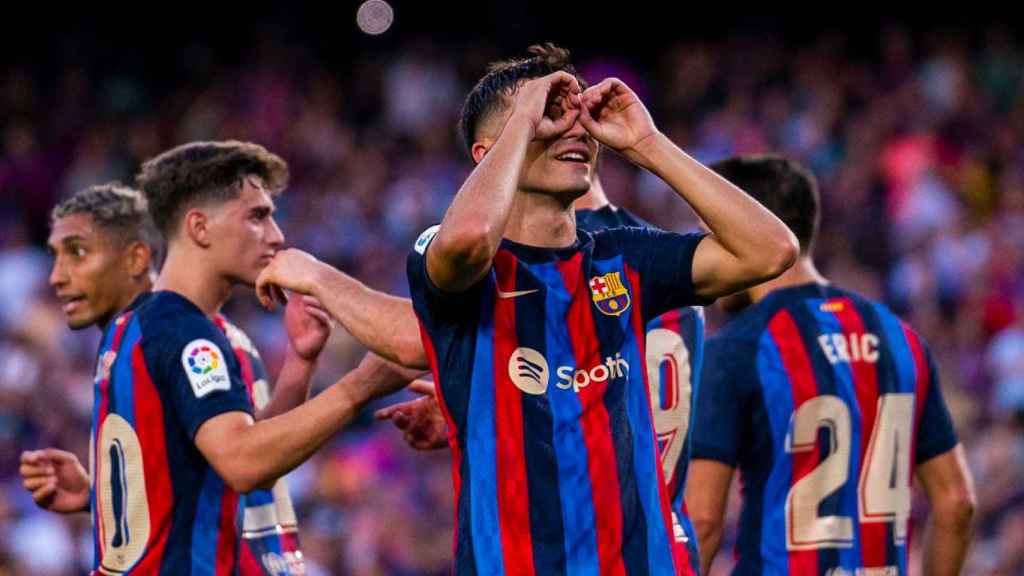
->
<box><xmin>285</xmin><ymin>342</ymin><xmax>321</xmax><ymax>365</ymax></box>
<box><xmin>333</xmin><ymin>373</ymin><xmax>374</xmax><ymax>408</ymax></box>
<box><xmin>504</xmin><ymin>112</ymin><xmax>538</xmax><ymax>141</ymax></box>
<box><xmin>623</xmin><ymin>130</ymin><xmax>667</xmax><ymax>169</ymax></box>
<box><xmin>310</xmin><ymin>263</ymin><xmax>343</xmax><ymax>300</ymax></box>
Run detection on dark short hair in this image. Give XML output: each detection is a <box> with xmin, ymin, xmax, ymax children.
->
<box><xmin>458</xmin><ymin>43</ymin><xmax>584</xmax><ymax>156</ymax></box>
<box><xmin>51</xmin><ymin>183</ymin><xmax>163</xmax><ymax>267</ymax></box>
<box><xmin>135</xmin><ymin>140</ymin><xmax>288</xmax><ymax>237</ymax></box>
<box><xmin>710</xmin><ymin>155</ymin><xmax>820</xmax><ymax>254</ymax></box>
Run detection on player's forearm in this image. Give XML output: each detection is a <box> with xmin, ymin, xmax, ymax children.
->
<box><xmin>255</xmin><ymin>349</ymin><xmax>315</xmax><ymax>421</ymax></box>
<box><xmin>921</xmin><ymin>491</ymin><xmax>975</xmax><ymax>575</ymax></box>
<box><xmin>921</xmin><ymin>513</ymin><xmax>973</xmax><ymax>576</ymax></box>
<box><xmin>222</xmin><ymin>370</ymin><xmax>374</xmax><ymax>493</ymax></box>
<box><xmin>428</xmin><ymin>117</ymin><xmax>533</xmax><ymax>292</ymax></box>
<box><xmin>216</xmin><ymin>354</ymin><xmax>418</xmax><ymax>492</ymax></box>
<box><xmin>629</xmin><ymin>132</ymin><xmax>798</xmax><ymax>280</ymax></box>
<box><xmin>917</xmin><ymin>445</ymin><xmax>976</xmax><ymax>575</ymax></box>
<box><xmin>310</xmin><ymin>268</ymin><xmax>427</xmax><ymax>369</ymax></box>
<box><xmin>694</xmin><ymin>521</ymin><xmax>723</xmax><ymax>576</ymax></box>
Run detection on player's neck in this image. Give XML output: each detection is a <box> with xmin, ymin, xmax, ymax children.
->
<box><xmin>94</xmin><ymin>281</ymin><xmax>153</xmax><ymax>331</ymax></box>
<box><xmin>154</xmin><ymin>246</ymin><xmax>233</xmax><ymax>317</ymax></box>
<box><xmin>748</xmin><ymin>256</ymin><xmax>828</xmax><ymax>303</ymax></box>
<box><xmin>504</xmin><ymin>190</ymin><xmax>578</xmax><ymax>248</ymax></box>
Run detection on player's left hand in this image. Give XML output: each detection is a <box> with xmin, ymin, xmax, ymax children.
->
<box><xmin>374</xmin><ymin>380</ymin><xmax>448</xmax><ymax>451</ymax></box>
<box><xmin>578</xmin><ymin>78</ymin><xmax>658</xmax><ymax>159</ymax></box>
<box><xmin>285</xmin><ymin>294</ymin><xmax>332</xmax><ymax>361</ymax></box>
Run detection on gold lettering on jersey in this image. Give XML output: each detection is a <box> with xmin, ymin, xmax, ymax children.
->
<box><xmin>817</xmin><ymin>333</ymin><xmax>879</xmax><ymax>365</ymax></box>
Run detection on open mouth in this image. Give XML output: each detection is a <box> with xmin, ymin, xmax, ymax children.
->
<box><xmin>555</xmin><ymin>151</ymin><xmax>590</xmax><ymax>164</ymax></box>
<box><xmin>59</xmin><ymin>295</ymin><xmax>86</xmax><ymax>313</ymax></box>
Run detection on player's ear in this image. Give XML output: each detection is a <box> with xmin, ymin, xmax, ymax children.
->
<box><xmin>471</xmin><ymin>140</ymin><xmax>492</xmax><ymax>165</ymax></box>
<box><xmin>184</xmin><ymin>209</ymin><xmax>211</xmax><ymax>249</ymax></box>
<box><xmin>123</xmin><ymin>240</ymin><xmax>152</xmax><ymax>280</ymax></box>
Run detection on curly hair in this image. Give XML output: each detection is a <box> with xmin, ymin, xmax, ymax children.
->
<box><xmin>458</xmin><ymin>43</ymin><xmax>585</xmax><ymax>156</ymax></box>
<box><xmin>52</xmin><ymin>183</ymin><xmax>163</xmax><ymax>267</ymax></box>
<box><xmin>135</xmin><ymin>140</ymin><xmax>289</xmax><ymax>237</ymax></box>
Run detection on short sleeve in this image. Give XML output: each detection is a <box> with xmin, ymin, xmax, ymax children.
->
<box><xmin>406</xmin><ymin>224</ymin><xmax>484</xmax><ymax>329</ymax></box>
<box><xmin>142</xmin><ymin>317</ymin><xmax>253</xmax><ymax>439</ymax></box>
<box><xmin>914</xmin><ymin>347</ymin><xmax>960</xmax><ymax>465</ymax></box>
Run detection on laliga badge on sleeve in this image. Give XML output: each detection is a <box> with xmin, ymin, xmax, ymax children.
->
<box><xmin>182</xmin><ymin>339</ymin><xmax>231</xmax><ymax>398</ymax></box>
<box><xmin>414</xmin><ymin>224</ymin><xmax>441</xmax><ymax>255</ymax></box>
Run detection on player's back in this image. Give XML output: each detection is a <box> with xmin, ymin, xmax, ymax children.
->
<box><xmin>694</xmin><ymin>283</ymin><xmax>958</xmax><ymax>576</ymax></box>
<box><xmin>92</xmin><ymin>291</ymin><xmax>254</xmax><ymax>575</ymax></box>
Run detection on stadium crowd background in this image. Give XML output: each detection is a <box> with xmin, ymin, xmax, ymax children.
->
<box><xmin>0</xmin><ymin>8</ymin><xmax>1022</xmax><ymax>575</ymax></box>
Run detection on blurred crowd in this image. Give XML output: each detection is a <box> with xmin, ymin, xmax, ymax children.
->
<box><xmin>1</xmin><ymin>25</ymin><xmax>1022</xmax><ymax>575</ymax></box>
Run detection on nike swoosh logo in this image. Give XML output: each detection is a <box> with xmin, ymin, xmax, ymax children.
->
<box><xmin>498</xmin><ymin>289</ymin><xmax>540</xmax><ymax>299</ymax></box>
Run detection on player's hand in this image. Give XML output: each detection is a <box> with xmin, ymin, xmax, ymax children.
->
<box><xmin>285</xmin><ymin>294</ymin><xmax>332</xmax><ymax>361</ymax></box>
<box><xmin>19</xmin><ymin>449</ymin><xmax>89</xmax><ymax>514</ymax></box>
<box><xmin>578</xmin><ymin>78</ymin><xmax>658</xmax><ymax>160</ymax></box>
<box><xmin>255</xmin><ymin>249</ymin><xmax>325</xmax><ymax>310</ymax></box>
<box><xmin>374</xmin><ymin>380</ymin><xmax>448</xmax><ymax>451</ymax></box>
<box><xmin>509</xmin><ymin>71</ymin><xmax>583</xmax><ymax>141</ymax></box>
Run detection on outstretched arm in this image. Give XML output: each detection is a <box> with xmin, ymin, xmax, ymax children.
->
<box><xmin>194</xmin><ymin>352</ymin><xmax>413</xmax><ymax>493</ymax></box>
<box><xmin>256</xmin><ymin>254</ymin><xmax>427</xmax><ymax>369</ymax></box>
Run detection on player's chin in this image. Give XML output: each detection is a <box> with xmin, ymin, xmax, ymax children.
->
<box><xmin>236</xmin><ymin>266</ymin><xmax>264</xmax><ymax>288</ymax></box>
<box><xmin>65</xmin><ymin>309</ymin><xmax>98</xmax><ymax>331</ymax></box>
<box><xmin>548</xmin><ymin>171</ymin><xmax>591</xmax><ymax>197</ymax></box>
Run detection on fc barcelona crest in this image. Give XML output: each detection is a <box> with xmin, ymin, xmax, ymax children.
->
<box><xmin>589</xmin><ymin>272</ymin><xmax>631</xmax><ymax>316</ymax></box>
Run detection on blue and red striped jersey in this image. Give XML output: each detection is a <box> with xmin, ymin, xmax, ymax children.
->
<box><xmin>90</xmin><ymin>290</ymin><xmax>253</xmax><ymax>576</ymax></box>
<box><xmin>213</xmin><ymin>316</ymin><xmax>305</xmax><ymax>576</ymax></box>
<box><xmin>408</xmin><ymin>224</ymin><xmax>710</xmax><ymax>576</ymax></box>
<box><xmin>691</xmin><ymin>283</ymin><xmax>959</xmax><ymax>576</ymax></box>
<box><xmin>578</xmin><ymin>206</ymin><xmax>706</xmax><ymax>574</ymax></box>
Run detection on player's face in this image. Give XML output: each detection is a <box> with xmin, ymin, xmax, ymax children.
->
<box><xmin>520</xmin><ymin>114</ymin><xmax>597</xmax><ymax>200</ymax></box>
<box><xmin>481</xmin><ymin>95</ymin><xmax>597</xmax><ymax>201</ymax></box>
<box><xmin>48</xmin><ymin>214</ymin><xmax>140</xmax><ymax>330</ymax></box>
<box><xmin>206</xmin><ymin>176</ymin><xmax>284</xmax><ymax>287</ymax></box>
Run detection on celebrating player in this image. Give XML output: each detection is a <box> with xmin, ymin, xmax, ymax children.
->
<box><xmin>402</xmin><ymin>45</ymin><xmax>796</xmax><ymax>575</ymax></box>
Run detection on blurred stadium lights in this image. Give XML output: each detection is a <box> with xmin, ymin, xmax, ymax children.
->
<box><xmin>357</xmin><ymin>0</ymin><xmax>394</xmax><ymax>35</ymax></box>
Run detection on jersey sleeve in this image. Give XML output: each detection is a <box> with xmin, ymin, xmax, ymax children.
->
<box><xmin>690</xmin><ymin>335</ymin><xmax>750</xmax><ymax>467</ymax></box>
<box><xmin>914</xmin><ymin>345</ymin><xmax>960</xmax><ymax>465</ymax></box>
<box><xmin>142</xmin><ymin>315</ymin><xmax>253</xmax><ymax>439</ymax></box>
<box><xmin>406</xmin><ymin>224</ymin><xmax>485</xmax><ymax>330</ymax></box>
<box><xmin>598</xmin><ymin>227</ymin><xmax>712</xmax><ymax>322</ymax></box>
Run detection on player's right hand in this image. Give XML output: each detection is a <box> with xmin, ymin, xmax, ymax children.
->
<box><xmin>19</xmin><ymin>449</ymin><xmax>89</xmax><ymax>514</ymax></box>
<box><xmin>255</xmin><ymin>248</ymin><xmax>325</xmax><ymax>309</ymax></box>
<box><xmin>509</xmin><ymin>71</ymin><xmax>583</xmax><ymax>141</ymax></box>
<box><xmin>374</xmin><ymin>380</ymin><xmax>448</xmax><ymax>451</ymax></box>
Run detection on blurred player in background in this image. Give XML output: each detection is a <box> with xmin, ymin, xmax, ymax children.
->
<box><xmin>686</xmin><ymin>155</ymin><xmax>976</xmax><ymax>576</ymax></box>
<box><xmin>22</xmin><ymin>141</ymin><xmax>412</xmax><ymax>575</ymax></box>
<box><xmin>19</xmin><ymin>180</ymin><xmax>327</xmax><ymax>575</ymax></box>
